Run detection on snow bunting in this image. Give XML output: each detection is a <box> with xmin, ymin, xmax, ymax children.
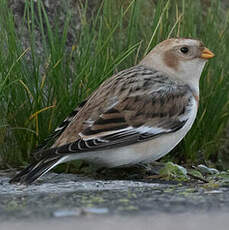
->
<box><xmin>10</xmin><ymin>38</ymin><xmax>214</xmax><ymax>184</ymax></box>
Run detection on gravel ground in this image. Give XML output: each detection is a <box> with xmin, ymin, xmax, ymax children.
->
<box><xmin>1</xmin><ymin>171</ymin><xmax>229</xmax><ymax>223</ymax></box>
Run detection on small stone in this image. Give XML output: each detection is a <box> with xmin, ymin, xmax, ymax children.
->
<box><xmin>204</xmin><ymin>190</ymin><xmax>223</xmax><ymax>194</ymax></box>
<box><xmin>82</xmin><ymin>207</ymin><xmax>109</xmax><ymax>214</ymax></box>
<box><xmin>53</xmin><ymin>209</ymin><xmax>81</xmax><ymax>217</ymax></box>
<box><xmin>197</xmin><ymin>164</ymin><xmax>219</xmax><ymax>175</ymax></box>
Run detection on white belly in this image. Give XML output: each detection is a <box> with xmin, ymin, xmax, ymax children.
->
<box><xmin>66</xmin><ymin>99</ymin><xmax>198</xmax><ymax>167</ymax></box>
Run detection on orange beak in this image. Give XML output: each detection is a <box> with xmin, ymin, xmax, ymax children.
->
<box><xmin>200</xmin><ymin>47</ymin><xmax>215</xmax><ymax>59</ymax></box>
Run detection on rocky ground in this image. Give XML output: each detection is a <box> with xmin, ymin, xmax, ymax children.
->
<box><xmin>1</xmin><ymin>170</ymin><xmax>229</xmax><ymax>228</ymax></box>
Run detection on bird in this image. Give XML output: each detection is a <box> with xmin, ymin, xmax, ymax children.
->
<box><xmin>10</xmin><ymin>38</ymin><xmax>214</xmax><ymax>185</ymax></box>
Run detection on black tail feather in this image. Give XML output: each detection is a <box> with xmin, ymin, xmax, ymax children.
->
<box><xmin>9</xmin><ymin>156</ymin><xmax>62</xmax><ymax>185</ymax></box>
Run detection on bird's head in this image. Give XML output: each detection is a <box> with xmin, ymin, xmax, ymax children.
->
<box><xmin>140</xmin><ymin>38</ymin><xmax>215</xmax><ymax>93</ymax></box>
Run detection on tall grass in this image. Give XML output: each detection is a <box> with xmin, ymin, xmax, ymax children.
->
<box><xmin>0</xmin><ymin>0</ymin><xmax>229</xmax><ymax>168</ymax></box>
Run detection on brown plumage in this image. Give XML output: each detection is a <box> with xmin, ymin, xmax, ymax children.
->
<box><xmin>10</xmin><ymin>38</ymin><xmax>214</xmax><ymax>185</ymax></box>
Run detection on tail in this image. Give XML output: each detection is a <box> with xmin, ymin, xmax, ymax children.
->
<box><xmin>9</xmin><ymin>155</ymin><xmax>68</xmax><ymax>185</ymax></box>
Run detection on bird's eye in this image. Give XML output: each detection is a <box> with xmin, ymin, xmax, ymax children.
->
<box><xmin>180</xmin><ymin>47</ymin><xmax>189</xmax><ymax>54</ymax></box>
